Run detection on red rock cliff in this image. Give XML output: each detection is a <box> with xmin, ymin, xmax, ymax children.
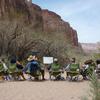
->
<box><xmin>0</xmin><ymin>0</ymin><xmax>43</xmax><ymax>32</ymax></box>
<box><xmin>0</xmin><ymin>0</ymin><xmax>78</xmax><ymax>46</ymax></box>
<box><xmin>42</xmin><ymin>9</ymin><xmax>78</xmax><ymax>46</ymax></box>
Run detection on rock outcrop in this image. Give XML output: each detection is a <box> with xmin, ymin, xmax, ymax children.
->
<box><xmin>81</xmin><ymin>43</ymin><xmax>100</xmax><ymax>54</ymax></box>
<box><xmin>42</xmin><ymin>9</ymin><xmax>78</xmax><ymax>46</ymax></box>
<box><xmin>0</xmin><ymin>0</ymin><xmax>81</xmax><ymax>59</ymax></box>
<box><xmin>0</xmin><ymin>0</ymin><xmax>43</xmax><ymax>32</ymax></box>
<box><xmin>0</xmin><ymin>0</ymin><xmax>79</xmax><ymax>46</ymax></box>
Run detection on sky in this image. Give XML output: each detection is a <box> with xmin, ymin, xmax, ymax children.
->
<box><xmin>32</xmin><ymin>0</ymin><xmax>100</xmax><ymax>43</ymax></box>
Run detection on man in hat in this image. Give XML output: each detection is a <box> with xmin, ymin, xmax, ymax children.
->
<box><xmin>31</xmin><ymin>55</ymin><xmax>46</xmax><ymax>80</ymax></box>
<box><xmin>65</xmin><ymin>57</ymin><xmax>80</xmax><ymax>79</ymax></box>
<box><xmin>48</xmin><ymin>58</ymin><xmax>62</xmax><ymax>80</ymax></box>
<box><xmin>23</xmin><ymin>55</ymin><xmax>35</xmax><ymax>71</ymax></box>
<box><xmin>23</xmin><ymin>55</ymin><xmax>43</xmax><ymax>80</ymax></box>
<box><xmin>65</xmin><ymin>58</ymin><xmax>77</xmax><ymax>70</ymax></box>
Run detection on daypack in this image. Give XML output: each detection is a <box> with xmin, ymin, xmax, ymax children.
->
<box><xmin>29</xmin><ymin>61</ymin><xmax>39</xmax><ymax>73</ymax></box>
<box><xmin>0</xmin><ymin>63</ymin><xmax>4</xmax><ymax>72</ymax></box>
<box><xmin>16</xmin><ymin>64</ymin><xmax>23</xmax><ymax>70</ymax></box>
<box><xmin>51</xmin><ymin>63</ymin><xmax>60</xmax><ymax>71</ymax></box>
<box><xmin>8</xmin><ymin>63</ymin><xmax>16</xmax><ymax>73</ymax></box>
<box><xmin>69</xmin><ymin>63</ymin><xmax>79</xmax><ymax>71</ymax></box>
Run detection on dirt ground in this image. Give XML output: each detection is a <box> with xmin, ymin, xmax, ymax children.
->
<box><xmin>0</xmin><ymin>75</ymin><xmax>92</xmax><ymax>100</ymax></box>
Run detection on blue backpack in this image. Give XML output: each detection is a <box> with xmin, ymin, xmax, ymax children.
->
<box><xmin>30</xmin><ymin>61</ymin><xmax>39</xmax><ymax>73</ymax></box>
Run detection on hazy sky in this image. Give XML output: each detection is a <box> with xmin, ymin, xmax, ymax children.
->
<box><xmin>32</xmin><ymin>0</ymin><xmax>100</xmax><ymax>43</ymax></box>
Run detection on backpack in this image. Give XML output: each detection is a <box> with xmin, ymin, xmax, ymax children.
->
<box><xmin>8</xmin><ymin>63</ymin><xmax>16</xmax><ymax>73</ymax></box>
<box><xmin>70</xmin><ymin>63</ymin><xmax>79</xmax><ymax>71</ymax></box>
<box><xmin>29</xmin><ymin>61</ymin><xmax>39</xmax><ymax>73</ymax></box>
<box><xmin>16</xmin><ymin>64</ymin><xmax>23</xmax><ymax>70</ymax></box>
<box><xmin>51</xmin><ymin>63</ymin><xmax>60</xmax><ymax>71</ymax></box>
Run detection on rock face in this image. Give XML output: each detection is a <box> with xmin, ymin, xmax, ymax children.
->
<box><xmin>81</xmin><ymin>43</ymin><xmax>100</xmax><ymax>54</ymax></box>
<box><xmin>42</xmin><ymin>9</ymin><xmax>78</xmax><ymax>46</ymax></box>
<box><xmin>0</xmin><ymin>0</ymin><xmax>43</xmax><ymax>32</ymax></box>
<box><xmin>0</xmin><ymin>0</ymin><xmax>78</xmax><ymax>46</ymax></box>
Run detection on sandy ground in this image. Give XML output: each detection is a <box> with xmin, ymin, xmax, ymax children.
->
<box><xmin>0</xmin><ymin>74</ymin><xmax>91</xmax><ymax>100</ymax></box>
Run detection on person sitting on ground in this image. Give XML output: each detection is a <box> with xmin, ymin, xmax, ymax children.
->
<box><xmin>95</xmin><ymin>59</ymin><xmax>100</xmax><ymax>77</ymax></box>
<box><xmin>65</xmin><ymin>58</ymin><xmax>80</xmax><ymax>78</ymax></box>
<box><xmin>65</xmin><ymin>58</ymin><xmax>79</xmax><ymax>70</ymax></box>
<box><xmin>36</xmin><ymin>58</ymin><xmax>46</xmax><ymax>80</ymax></box>
<box><xmin>96</xmin><ymin>59</ymin><xmax>100</xmax><ymax>69</ymax></box>
<box><xmin>0</xmin><ymin>59</ymin><xmax>5</xmax><ymax>80</ymax></box>
<box><xmin>49</xmin><ymin>58</ymin><xmax>61</xmax><ymax>72</ymax></box>
<box><xmin>80</xmin><ymin>59</ymin><xmax>95</xmax><ymax>79</ymax></box>
<box><xmin>16</xmin><ymin>60</ymin><xmax>24</xmax><ymax>70</ymax></box>
<box><xmin>23</xmin><ymin>55</ymin><xmax>40</xmax><ymax>80</ymax></box>
<box><xmin>1</xmin><ymin>58</ymin><xmax>9</xmax><ymax>80</ymax></box>
<box><xmin>16</xmin><ymin>59</ymin><xmax>26</xmax><ymax>80</ymax></box>
<box><xmin>48</xmin><ymin>58</ymin><xmax>63</xmax><ymax>80</ymax></box>
<box><xmin>8</xmin><ymin>58</ymin><xmax>17</xmax><ymax>80</ymax></box>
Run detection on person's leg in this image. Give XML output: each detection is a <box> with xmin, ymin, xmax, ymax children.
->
<box><xmin>0</xmin><ymin>72</ymin><xmax>4</xmax><ymax>80</ymax></box>
<box><xmin>21</xmin><ymin>73</ymin><xmax>26</xmax><ymax>80</ymax></box>
<box><xmin>40</xmin><ymin>69</ymin><xmax>45</xmax><ymax>80</ymax></box>
<box><xmin>3</xmin><ymin>73</ymin><xmax>7</xmax><ymax>80</ymax></box>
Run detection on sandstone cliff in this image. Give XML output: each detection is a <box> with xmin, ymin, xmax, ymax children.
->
<box><xmin>42</xmin><ymin>9</ymin><xmax>78</xmax><ymax>46</ymax></box>
<box><xmin>0</xmin><ymin>0</ymin><xmax>43</xmax><ymax>32</ymax></box>
<box><xmin>0</xmin><ymin>0</ymin><xmax>78</xmax><ymax>46</ymax></box>
<box><xmin>81</xmin><ymin>43</ymin><xmax>100</xmax><ymax>54</ymax></box>
<box><xmin>0</xmin><ymin>0</ymin><xmax>80</xmax><ymax>59</ymax></box>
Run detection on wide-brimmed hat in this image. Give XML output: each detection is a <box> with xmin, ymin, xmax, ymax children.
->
<box><xmin>84</xmin><ymin>59</ymin><xmax>93</xmax><ymax>64</ymax></box>
<box><xmin>27</xmin><ymin>55</ymin><xmax>34</xmax><ymax>61</ymax></box>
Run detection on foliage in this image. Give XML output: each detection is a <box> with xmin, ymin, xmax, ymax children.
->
<box><xmin>0</xmin><ymin>20</ymin><xmax>37</xmax><ymax>60</ymax></box>
<box><xmin>82</xmin><ymin>73</ymin><xmax>100</xmax><ymax>100</ymax></box>
<box><xmin>89</xmin><ymin>73</ymin><xmax>100</xmax><ymax>100</ymax></box>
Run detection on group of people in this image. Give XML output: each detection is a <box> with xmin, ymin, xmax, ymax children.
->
<box><xmin>0</xmin><ymin>55</ymin><xmax>46</xmax><ymax>81</ymax></box>
<box><xmin>0</xmin><ymin>55</ymin><xmax>100</xmax><ymax>81</ymax></box>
